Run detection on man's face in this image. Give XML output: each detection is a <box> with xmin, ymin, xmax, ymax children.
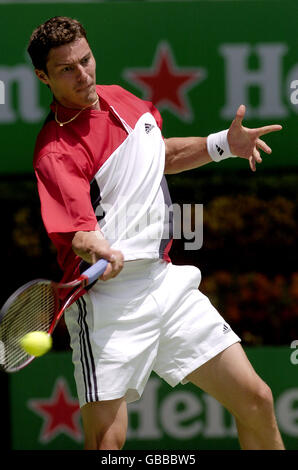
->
<box><xmin>36</xmin><ymin>37</ymin><xmax>97</xmax><ymax>109</ymax></box>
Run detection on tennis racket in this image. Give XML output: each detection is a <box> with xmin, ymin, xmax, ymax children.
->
<box><xmin>0</xmin><ymin>258</ymin><xmax>108</xmax><ymax>373</ymax></box>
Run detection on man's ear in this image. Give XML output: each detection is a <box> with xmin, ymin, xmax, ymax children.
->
<box><xmin>35</xmin><ymin>69</ymin><xmax>50</xmax><ymax>86</ymax></box>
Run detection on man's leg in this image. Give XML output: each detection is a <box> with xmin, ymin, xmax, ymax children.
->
<box><xmin>81</xmin><ymin>397</ymin><xmax>128</xmax><ymax>450</ymax></box>
<box><xmin>186</xmin><ymin>343</ymin><xmax>284</xmax><ymax>450</ymax></box>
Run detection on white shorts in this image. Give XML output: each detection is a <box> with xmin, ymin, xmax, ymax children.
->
<box><xmin>65</xmin><ymin>259</ymin><xmax>240</xmax><ymax>407</ymax></box>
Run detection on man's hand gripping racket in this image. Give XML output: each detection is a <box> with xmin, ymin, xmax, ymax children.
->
<box><xmin>0</xmin><ymin>259</ymin><xmax>108</xmax><ymax>373</ymax></box>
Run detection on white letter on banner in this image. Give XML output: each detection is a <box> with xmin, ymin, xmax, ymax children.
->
<box><xmin>220</xmin><ymin>43</ymin><xmax>288</xmax><ymax>119</ymax></box>
<box><xmin>127</xmin><ymin>378</ymin><xmax>161</xmax><ymax>439</ymax></box>
<box><xmin>290</xmin><ymin>80</ymin><xmax>298</xmax><ymax>105</ymax></box>
<box><xmin>0</xmin><ymin>66</ymin><xmax>44</xmax><ymax>123</ymax></box>
<box><xmin>160</xmin><ymin>391</ymin><xmax>202</xmax><ymax>438</ymax></box>
<box><xmin>203</xmin><ymin>394</ymin><xmax>237</xmax><ymax>437</ymax></box>
<box><xmin>0</xmin><ymin>80</ymin><xmax>4</xmax><ymax>104</ymax></box>
<box><xmin>276</xmin><ymin>388</ymin><xmax>298</xmax><ymax>436</ymax></box>
<box><xmin>290</xmin><ymin>340</ymin><xmax>298</xmax><ymax>365</ymax></box>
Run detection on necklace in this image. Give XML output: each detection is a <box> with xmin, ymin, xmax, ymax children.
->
<box><xmin>55</xmin><ymin>97</ymin><xmax>99</xmax><ymax>127</ymax></box>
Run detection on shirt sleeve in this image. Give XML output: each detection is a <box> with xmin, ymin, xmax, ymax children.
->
<box><xmin>35</xmin><ymin>152</ymin><xmax>98</xmax><ymax>236</ymax></box>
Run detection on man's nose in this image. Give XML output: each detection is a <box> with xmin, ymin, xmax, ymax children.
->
<box><xmin>76</xmin><ymin>65</ymin><xmax>89</xmax><ymax>82</ymax></box>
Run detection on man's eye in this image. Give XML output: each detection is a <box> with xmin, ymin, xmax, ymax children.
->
<box><xmin>81</xmin><ymin>57</ymin><xmax>89</xmax><ymax>65</ymax></box>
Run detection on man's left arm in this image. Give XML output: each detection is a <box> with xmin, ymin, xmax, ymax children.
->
<box><xmin>164</xmin><ymin>136</ymin><xmax>211</xmax><ymax>174</ymax></box>
<box><xmin>164</xmin><ymin>104</ymin><xmax>282</xmax><ymax>174</ymax></box>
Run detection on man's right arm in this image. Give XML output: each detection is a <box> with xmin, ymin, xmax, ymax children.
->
<box><xmin>72</xmin><ymin>230</ymin><xmax>124</xmax><ymax>281</ymax></box>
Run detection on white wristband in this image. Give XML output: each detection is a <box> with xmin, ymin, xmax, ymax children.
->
<box><xmin>207</xmin><ymin>129</ymin><xmax>237</xmax><ymax>162</ymax></box>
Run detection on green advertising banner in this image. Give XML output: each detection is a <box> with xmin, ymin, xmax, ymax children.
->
<box><xmin>0</xmin><ymin>0</ymin><xmax>297</xmax><ymax>173</ymax></box>
<box><xmin>9</xmin><ymin>347</ymin><xmax>298</xmax><ymax>450</ymax></box>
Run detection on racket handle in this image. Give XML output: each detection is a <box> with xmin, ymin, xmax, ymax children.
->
<box><xmin>82</xmin><ymin>259</ymin><xmax>108</xmax><ymax>285</ymax></box>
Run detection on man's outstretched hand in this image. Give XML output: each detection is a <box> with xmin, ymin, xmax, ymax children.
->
<box><xmin>228</xmin><ymin>104</ymin><xmax>282</xmax><ymax>172</ymax></box>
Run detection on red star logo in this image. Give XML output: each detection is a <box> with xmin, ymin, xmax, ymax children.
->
<box><xmin>124</xmin><ymin>42</ymin><xmax>206</xmax><ymax>122</ymax></box>
<box><xmin>28</xmin><ymin>378</ymin><xmax>82</xmax><ymax>443</ymax></box>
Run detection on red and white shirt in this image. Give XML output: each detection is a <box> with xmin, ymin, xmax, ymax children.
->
<box><xmin>34</xmin><ymin>85</ymin><xmax>173</xmax><ymax>282</ymax></box>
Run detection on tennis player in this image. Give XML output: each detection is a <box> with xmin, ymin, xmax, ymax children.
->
<box><xmin>28</xmin><ymin>17</ymin><xmax>284</xmax><ymax>450</ymax></box>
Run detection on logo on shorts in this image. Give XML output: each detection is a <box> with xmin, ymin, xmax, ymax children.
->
<box><xmin>223</xmin><ymin>324</ymin><xmax>231</xmax><ymax>334</ymax></box>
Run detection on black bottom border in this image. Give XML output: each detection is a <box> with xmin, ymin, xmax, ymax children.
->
<box><xmin>4</xmin><ymin>449</ymin><xmax>297</xmax><ymax>466</ymax></box>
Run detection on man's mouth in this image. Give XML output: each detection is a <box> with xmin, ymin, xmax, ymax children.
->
<box><xmin>77</xmin><ymin>83</ymin><xmax>93</xmax><ymax>92</ymax></box>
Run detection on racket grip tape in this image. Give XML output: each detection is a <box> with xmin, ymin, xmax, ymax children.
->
<box><xmin>82</xmin><ymin>259</ymin><xmax>108</xmax><ymax>285</ymax></box>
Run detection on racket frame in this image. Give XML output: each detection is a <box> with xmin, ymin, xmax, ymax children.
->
<box><xmin>0</xmin><ymin>259</ymin><xmax>108</xmax><ymax>372</ymax></box>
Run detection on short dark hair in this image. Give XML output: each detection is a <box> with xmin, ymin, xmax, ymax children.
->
<box><xmin>27</xmin><ymin>16</ymin><xmax>88</xmax><ymax>73</ymax></box>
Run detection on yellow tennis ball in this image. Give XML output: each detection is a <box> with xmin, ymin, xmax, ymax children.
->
<box><xmin>20</xmin><ymin>331</ymin><xmax>52</xmax><ymax>357</ymax></box>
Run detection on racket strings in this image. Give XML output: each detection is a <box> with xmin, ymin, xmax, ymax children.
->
<box><xmin>0</xmin><ymin>281</ymin><xmax>57</xmax><ymax>372</ymax></box>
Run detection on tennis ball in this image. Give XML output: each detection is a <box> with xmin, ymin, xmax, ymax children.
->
<box><xmin>20</xmin><ymin>331</ymin><xmax>52</xmax><ymax>357</ymax></box>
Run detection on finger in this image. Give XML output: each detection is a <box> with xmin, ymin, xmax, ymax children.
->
<box><xmin>110</xmin><ymin>252</ymin><xmax>124</xmax><ymax>268</ymax></box>
<box><xmin>102</xmin><ymin>264</ymin><xmax>123</xmax><ymax>280</ymax></box>
<box><xmin>256</xmin><ymin>138</ymin><xmax>271</xmax><ymax>154</ymax></box>
<box><xmin>234</xmin><ymin>104</ymin><xmax>246</xmax><ymax>125</ymax></box>
<box><xmin>100</xmin><ymin>262</ymin><xmax>122</xmax><ymax>281</ymax></box>
<box><xmin>110</xmin><ymin>259</ymin><xmax>123</xmax><ymax>276</ymax></box>
<box><xmin>256</xmin><ymin>124</ymin><xmax>282</xmax><ymax>137</ymax></box>
<box><xmin>101</xmin><ymin>252</ymin><xmax>124</xmax><ymax>280</ymax></box>
<box><xmin>253</xmin><ymin>147</ymin><xmax>262</xmax><ymax>164</ymax></box>
<box><xmin>97</xmin><ymin>254</ymin><xmax>115</xmax><ymax>281</ymax></box>
<box><xmin>91</xmin><ymin>252</ymin><xmax>98</xmax><ymax>265</ymax></box>
<box><xmin>99</xmin><ymin>263</ymin><xmax>113</xmax><ymax>281</ymax></box>
<box><xmin>249</xmin><ymin>148</ymin><xmax>262</xmax><ymax>172</ymax></box>
<box><xmin>249</xmin><ymin>155</ymin><xmax>256</xmax><ymax>172</ymax></box>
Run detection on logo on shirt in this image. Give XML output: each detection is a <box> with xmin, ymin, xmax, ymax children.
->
<box><xmin>145</xmin><ymin>123</ymin><xmax>155</xmax><ymax>134</ymax></box>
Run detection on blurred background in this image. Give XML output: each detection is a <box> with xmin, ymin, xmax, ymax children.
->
<box><xmin>0</xmin><ymin>0</ymin><xmax>297</xmax><ymax>450</ymax></box>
